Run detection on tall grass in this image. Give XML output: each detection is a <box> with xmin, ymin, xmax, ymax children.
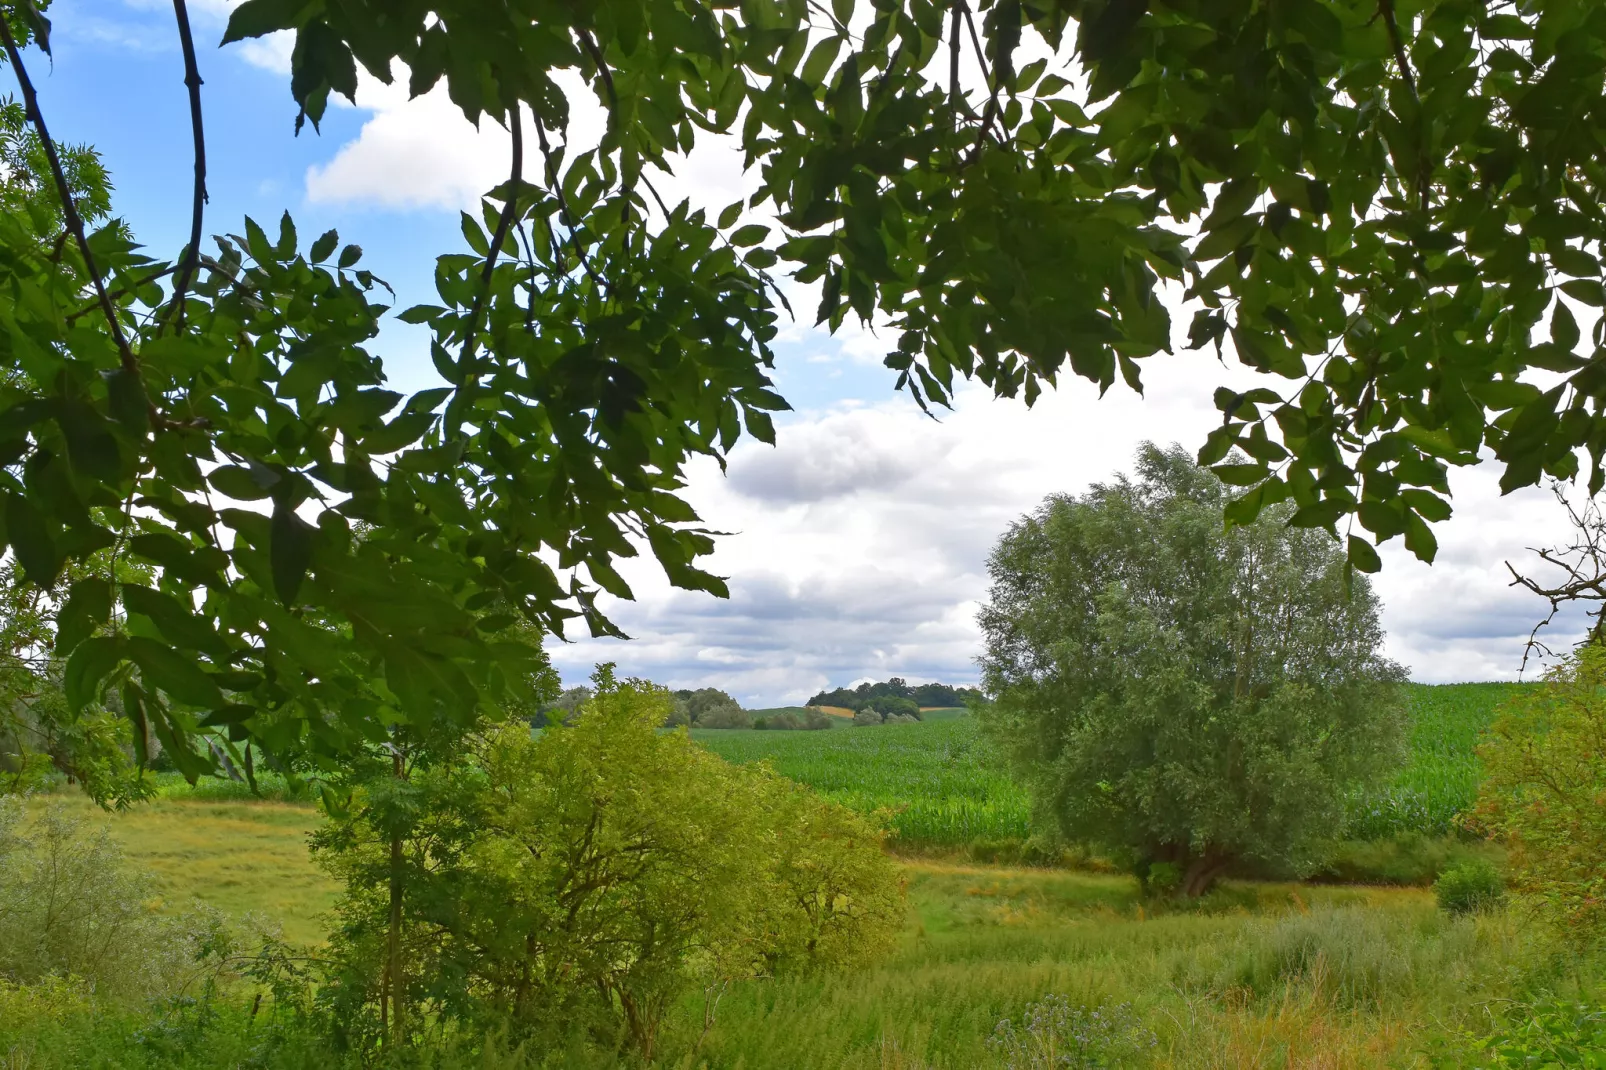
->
<box><xmin>692</xmin><ymin>716</ymin><xmax>1032</xmax><ymax>849</ymax></box>
<box><xmin>0</xmin><ymin>859</ymin><xmax>1572</xmax><ymax>1068</ymax></box>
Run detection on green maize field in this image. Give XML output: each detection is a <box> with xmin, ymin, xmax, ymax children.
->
<box><xmin>696</xmin><ymin>683</ymin><xmax>1527</xmax><ymax>848</ymax></box>
<box><xmin>1345</xmin><ymin>681</ymin><xmax>1527</xmax><ymax>838</ymax></box>
<box><xmin>142</xmin><ymin>684</ymin><xmax>1523</xmax><ymax>848</ymax></box>
<box><xmin>691</xmin><ymin>715</ymin><xmax>1032</xmax><ymax>848</ymax></box>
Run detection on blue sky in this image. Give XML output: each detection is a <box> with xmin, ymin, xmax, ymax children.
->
<box><xmin>13</xmin><ymin>2</ymin><xmax>1592</xmax><ymax>704</ymax></box>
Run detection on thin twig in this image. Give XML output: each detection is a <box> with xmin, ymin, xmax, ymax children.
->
<box><xmin>532</xmin><ymin>113</ymin><xmax>608</xmax><ymax>294</ymax></box>
<box><xmin>0</xmin><ymin>17</ymin><xmax>138</xmax><ymax>375</ymax></box>
<box><xmin>163</xmin><ymin>0</ymin><xmax>207</xmax><ymax>333</ymax></box>
<box><xmin>63</xmin><ymin>264</ymin><xmax>179</xmax><ymax>324</ymax></box>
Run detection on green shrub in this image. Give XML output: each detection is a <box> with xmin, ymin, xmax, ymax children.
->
<box><xmin>1307</xmin><ymin>834</ymin><xmax>1501</xmax><ymax>887</ymax></box>
<box><xmin>0</xmin><ymin>797</ymin><xmax>237</xmax><ymax>1004</ymax></box>
<box><xmin>1473</xmin><ymin>645</ymin><xmax>1606</xmax><ymax>942</ymax></box>
<box><xmin>987</xmin><ymin>995</ymin><xmax>1156</xmax><ymax>1069</ymax></box>
<box><xmin>1434</xmin><ymin>859</ymin><xmax>1504</xmax><ymax>916</ymax></box>
<box><xmin>1461</xmin><ymin>998</ymin><xmax>1606</xmax><ymax>1069</ymax></box>
<box><xmin>311</xmin><ymin>669</ymin><xmax>904</xmax><ymax>1060</ymax></box>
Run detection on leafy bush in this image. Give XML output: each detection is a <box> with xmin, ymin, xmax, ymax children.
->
<box><xmin>0</xmin><ymin>797</ymin><xmax>237</xmax><ymax>1003</ymax></box>
<box><xmin>1434</xmin><ymin>860</ymin><xmax>1504</xmax><ymax>916</ymax></box>
<box><xmin>808</xmin><ymin>678</ymin><xmax>982</xmax><ymax>712</ymax></box>
<box><xmin>1472</xmin><ymin>645</ymin><xmax>1606</xmax><ymax>942</ymax></box>
<box><xmin>754</xmin><ymin>708</ymin><xmax>833</xmax><ymax>731</ymax></box>
<box><xmin>987</xmin><ymin>995</ymin><xmax>1156</xmax><ymax>1069</ymax></box>
<box><xmin>666</xmin><ymin>687</ymin><xmax>748</xmax><ymax>728</ymax></box>
<box><xmin>1461</xmin><ymin>999</ymin><xmax>1606</xmax><ymax>1069</ymax></box>
<box><xmin>311</xmin><ymin>669</ymin><xmax>903</xmax><ymax>1060</ymax></box>
<box><xmin>852</xmin><ymin>708</ymin><xmax>881</xmax><ymax>727</ymax></box>
<box><xmin>865</xmin><ymin>695</ymin><xmax>921</xmax><ymax>720</ymax></box>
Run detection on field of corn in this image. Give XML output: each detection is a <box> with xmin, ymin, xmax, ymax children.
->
<box><xmin>691</xmin><ymin>715</ymin><xmax>1034</xmax><ymax>848</ymax></box>
<box><xmin>142</xmin><ymin>683</ymin><xmax>1522</xmax><ymax>850</ymax></box>
<box><xmin>692</xmin><ymin>683</ymin><xmax>1525</xmax><ymax>849</ymax></box>
<box><xmin>1344</xmin><ymin>682</ymin><xmax>1526</xmax><ymax>838</ymax></box>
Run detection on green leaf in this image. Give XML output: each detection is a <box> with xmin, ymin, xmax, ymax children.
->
<box><xmin>6</xmin><ymin>493</ymin><xmax>59</xmax><ymax>587</ymax></box>
<box><xmin>310</xmin><ymin>228</ymin><xmax>339</xmax><ymax>263</ymax></box>
<box><xmin>1212</xmin><ymin>462</ymin><xmax>1269</xmax><ymax>487</ymax></box>
<box><xmin>220</xmin><ymin>0</ymin><xmax>308</xmax><ymax>43</ymax></box>
<box><xmin>65</xmin><ymin>636</ymin><xmax>123</xmax><ymax>712</ymax></box>
<box><xmin>60</xmin><ymin>402</ymin><xmax>120</xmax><ymax>482</ymax></box>
<box><xmin>338</xmin><ymin>244</ymin><xmax>363</xmax><ymax>268</ymax></box>
<box><xmin>56</xmin><ymin>576</ymin><xmax>113</xmax><ymax>655</ymax></box>
<box><xmin>1402</xmin><ymin>509</ymin><xmax>1438</xmax><ymax>563</ymax></box>
<box><xmin>19</xmin><ymin>0</ymin><xmax>51</xmax><ymax>55</ymax></box>
<box><xmin>730</xmin><ymin>224</ymin><xmax>769</xmax><ymax>247</ymax></box>
<box><xmin>1347</xmin><ymin>535</ymin><xmax>1382</xmax><ymax>574</ymax></box>
<box><xmin>105</xmin><ymin>368</ymin><xmax>150</xmax><ymax>439</ymax></box>
<box><xmin>121</xmin><ymin>584</ymin><xmax>228</xmax><ymax>657</ymax></box>
<box><xmin>1553</xmin><ymin>300</ymin><xmax>1581</xmax><ymax>350</ymax></box>
<box><xmin>717</xmin><ymin>200</ymin><xmax>743</xmax><ymax>229</ymax></box>
<box><xmin>276</xmin><ymin>211</ymin><xmax>297</xmax><ymax>259</ymax></box>
<box><xmin>127</xmin><ymin>636</ymin><xmax>224</xmax><ymax>708</ymax></box>
<box><xmin>270</xmin><ymin>502</ymin><xmax>314</xmax><ymax>605</ymax></box>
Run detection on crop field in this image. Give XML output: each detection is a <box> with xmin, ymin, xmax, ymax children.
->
<box><xmin>1346</xmin><ymin>682</ymin><xmax>1526</xmax><ymax>838</ymax></box>
<box><xmin>695</xmin><ymin>684</ymin><xmax>1524</xmax><ymax>850</ymax></box>
<box><xmin>692</xmin><ymin>716</ymin><xmax>1032</xmax><ymax>848</ymax></box>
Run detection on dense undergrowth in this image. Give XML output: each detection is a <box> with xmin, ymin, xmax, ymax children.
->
<box><xmin>1</xmin><ymin>860</ymin><xmax>1600</xmax><ymax>1068</ymax></box>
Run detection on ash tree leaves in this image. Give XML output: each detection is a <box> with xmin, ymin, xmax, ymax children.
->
<box><xmin>8</xmin><ymin>0</ymin><xmax>1606</xmax><ymax>772</ymax></box>
<box><xmin>226</xmin><ymin>0</ymin><xmax>1606</xmax><ymax>585</ymax></box>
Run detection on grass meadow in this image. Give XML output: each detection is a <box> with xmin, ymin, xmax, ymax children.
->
<box><xmin>6</xmin><ymin>794</ymin><xmax>1573</xmax><ymax>1069</ymax></box>
<box><xmin>7</xmin><ymin>681</ymin><xmax>1591</xmax><ymax>1068</ymax></box>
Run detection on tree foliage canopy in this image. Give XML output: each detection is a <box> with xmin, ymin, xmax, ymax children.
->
<box><xmin>1472</xmin><ymin>643</ymin><xmax>1606</xmax><ymax>943</ymax></box>
<box><xmin>0</xmin><ymin>0</ymin><xmax>1601</xmax><ymax>770</ymax></box>
<box><xmin>979</xmin><ymin>445</ymin><xmax>1406</xmax><ymax>895</ymax></box>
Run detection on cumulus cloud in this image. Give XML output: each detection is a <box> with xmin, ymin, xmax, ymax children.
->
<box><xmin>541</xmin><ymin>350</ymin><xmax>1589</xmax><ymax>706</ymax></box>
<box><xmin>257</xmin><ymin>22</ymin><xmax>1588</xmax><ymax>703</ymax></box>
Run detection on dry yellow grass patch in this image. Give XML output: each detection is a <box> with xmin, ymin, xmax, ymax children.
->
<box><xmin>32</xmin><ymin>792</ymin><xmax>337</xmax><ymax>945</ymax></box>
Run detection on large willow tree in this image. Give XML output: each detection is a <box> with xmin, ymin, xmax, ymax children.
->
<box><xmin>0</xmin><ymin>0</ymin><xmax>1599</xmax><ymax>776</ymax></box>
<box><xmin>979</xmin><ymin>445</ymin><xmax>1406</xmax><ymax>895</ymax></box>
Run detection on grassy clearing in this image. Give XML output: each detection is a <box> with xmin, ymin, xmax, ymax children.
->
<box><xmin>693</xmin><ymin>861</ymin><xmax>1548</xmax><ymax>1068</ymax></box>
<box><xmin>11</xmin><ymin>794</ymin><xmax>1592</xmax><ymax>1068</ymax></box>
<box><xmin>37</xmin><ymin>792</ymin><xmax>336</xmax><ymax>945</ymax></box>
<box><xmin>691</xmin><ymin>716</ymin><xmax>1031</xmax><ymax>849</ymax></box>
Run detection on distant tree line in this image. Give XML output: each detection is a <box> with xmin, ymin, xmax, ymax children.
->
<box><xmin>807</xmin><ymin>678</ymin><xmax>982</xmax><ymax>713</ymax></box>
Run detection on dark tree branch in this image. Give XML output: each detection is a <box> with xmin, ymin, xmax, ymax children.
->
<box><xmin>163</xmin><ymin>0</ymin><xmax>207</xmax><ymax>334</ymax></box>
<box><xmin>949</xmin><ymin>0</ymin><xmax>964</xmax><ymax>119</ymax></box>
<box><xmin>1377</xmin><ymin>0</ymin><xmax>1430</xmax><ymax>210</ymax></box>
<box><xmin>458</xmin><ymin>106</ymin><xmax>523</xmax><ymax>374</ymax></box>
<box><xmin>0</xmin><ymin>17</ymin><xmax>138</xmax><ymax>375</ymax></box>
<box><xmin>533</xmin><ymin>113</ymin><xmax>608</xmax><ymax>295</ymax></box>
<box><xmin>1506</xmin><ymin>483</ymin><xmax>1606</xmax><ymax>676</ymax></box>
<box><xmin>1378</xmin><ymin>0</ymin><xmax>1419</xmax><ymax>102</ymax></box>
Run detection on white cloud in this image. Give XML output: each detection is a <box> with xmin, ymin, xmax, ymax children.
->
<box><xmin>301</xmin><ymin>68</ymin><xmax>612</xmax><ymax>211</ymax></box>
<box><xmin>304</xmin><ymin>77</ymin><xmax>510</xmax><ymax>210</ymax></box>
<box><xmin>542</xmin><ymin>343</ymin><xmax>1583</xmax><ymax>706</ymax></box>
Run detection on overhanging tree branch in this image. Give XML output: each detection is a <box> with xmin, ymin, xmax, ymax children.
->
<box><xmin>459</xmin><ymin>105</ymin><xmax>523</xmax><ymax>373</ymax></box>
<box><xmin>0</xmin><ymin>16</ymin><xmax>138</xmax><ymax>374</ymax></box>
<box><xmin>163</xmin><ymin>0</ymin><xmax>207</xmax><ymax>333</ymax></box>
